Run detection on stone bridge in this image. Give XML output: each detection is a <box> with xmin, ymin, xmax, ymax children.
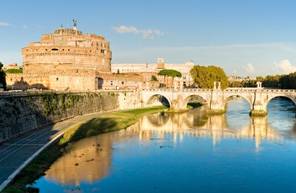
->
<box><xmin>141</xmin><ymin>86</ymin><xmax>296</xmax><ymax>116</ymax></box>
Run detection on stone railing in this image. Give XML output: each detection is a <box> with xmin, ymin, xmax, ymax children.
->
<box><xmin>226</xmin><ymin>88</ymin><xmax>296</xmax><ymax>93</ymax></box>
<box><xmin>142</xmin><ymin>87</ymin><xmax>296</xmax><ymax>95</ymax></box>
<box><xmin>142</xmin><ymin>88</ymin><xmax>212</xmax><ymax>92</ymax></box>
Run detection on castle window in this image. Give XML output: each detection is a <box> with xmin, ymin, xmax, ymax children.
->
<box><xmin>56</xmin><ymin>77</ymin><xmax>59</xmax><ymax>81</ymax></box>
<box><xmin>101</xmin><ymin>49</ymin><xmax>105</xmax><ymax>54</ymax></box>
<box><xmin>110</xmin><ymin>81</ymin><xmax>113</xmax><ymax>86</ymax></box>
<box><xmin>121</xmin><ymin>81</ymin><xmax>124</xmax><ymax>85</ymax></box>
<box><xmin>51</xmin><ymin>48</ymin><xmax>59</xmax><ymax>51</ymax></box>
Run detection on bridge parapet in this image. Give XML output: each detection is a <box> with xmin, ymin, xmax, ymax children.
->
<box><xmin>142</xmin><ymin>88</ymin><xmax>212</xmax><ymax>92</ymax></box>
<box><xmin>141</xmin><ymin>87</ymin><xmax>296</xmax><ymax>116</ymax></box>
<box><xmin>262</xmin><ymin>89</ymin><xmax>296</xmax><ymax>93</ymax></box>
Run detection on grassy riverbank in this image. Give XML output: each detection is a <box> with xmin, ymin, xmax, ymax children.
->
<box><xmin>3</xmin><ymin>106</ymin><xmax>166</xmax><ymax>193</ymax></box>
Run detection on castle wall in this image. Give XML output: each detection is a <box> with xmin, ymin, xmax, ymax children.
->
<box><xmin>21</xmin><ymin>27</ymin><xmax>112</xmax><ymax>84</ymax></box>
<box><xmin>0</xmin><ymin>91</ymin><xmax>142</xmax><ymax>143</ymax></box>
<box><xmin>23</xmin><ymin>50</ymin><xmax>111</xmax><ymax>74</ymax></box>
<box><xmin>49</xmin><ymin>74</ymin><xmax>96</xmax><ymax>91</ymax></box>
<box><xmin>6</xmin><ymin>73</ymin><xmax>50</xmax><ymax>90</ymax></box>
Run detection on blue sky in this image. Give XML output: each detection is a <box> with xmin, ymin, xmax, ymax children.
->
<box><xmin>1</xmin><ymin>0</ymin><xmax>296</xmax><ymax>76</ymax></box>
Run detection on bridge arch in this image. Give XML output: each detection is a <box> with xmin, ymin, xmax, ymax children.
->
<box><xmin>224</xmin><ymin>95</ymin><xmax>252</xmax><ymax>109</ymax></box>
<box><xmin>146</xmin><ymin>94</ymin><xmax>171</xmax><ymax>107</ymax></box>
<box><xmin>183</xmin><ymin>94</ymin><xmax>209</xmax><ymax>109</ymax></box>
<box><xmin>265</xmin><ymin>95</ymin><xmax>296</xmax><ymax>109</ymax></box>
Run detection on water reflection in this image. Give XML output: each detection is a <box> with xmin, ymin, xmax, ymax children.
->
<box><xmin>139</xmin><ymin>110</ymin><xmax>281</xmax><ymax>150</ymax></box>
<box><xmin>38</xmin><ymin>98</ymin><xmax>296</xmax><ymax>192</ymax></box>
<box><xmin>45</xmin><ymin>124</ymin><xmax>139</xmax><ymax>186</ymax></box>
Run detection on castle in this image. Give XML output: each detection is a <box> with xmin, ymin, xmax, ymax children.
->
<box><xmin>6</xmin><ymin>23</ymin><xmax>195</xmax><ymax>91</ymax></box>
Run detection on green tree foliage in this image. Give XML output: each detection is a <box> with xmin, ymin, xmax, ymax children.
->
<box><xmin>190</xmin><ymin>65</ymin><xmax>228</xmax><ymax>89</ymax></box>
<box><xmin>262</xmin><ymin>75</ymin><xmax>281</xmax><ymax>88</ymax></box>
<box><xmin>253</xmin><ymin>74</ymin><xmax>296</xmax><ymax>89</ymax></box>
<box><xmin>242</xmin><ymin>79</ymin><xmax>257</xmax><ymax>87</ymax></box>
<box><xmin>158</xmin><ymin>69</ymin><xmax>182</xmax><ymax>87</ymax></box>
<box><xmin>279</xmin><ymin>72</ymin><xmax>296</xmax><ymax>89</ymax></box>
<box><xmin>0</xmin><ymin>62</ymin><xmax>6</xmax><ymax>90</ymax></box>
<box><xmin>228</xmin><ymin>73</ymin><xmax>296</xmax><ymax>89</ymax></box>
<box><xmin>5</xmin><ymin>68</ymin><xmax>23</xmax><ymax>74</ymax></box>
<box><xmin>158</xmin><ymin>69</ymin><xmax>182</xmax><ymax>78</ymax></box>
<box><xmin>150</xmin><ymin>75</ymin><xmax>158</xmax><ymax>81</ymax></box>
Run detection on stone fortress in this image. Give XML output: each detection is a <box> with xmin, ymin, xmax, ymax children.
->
<box><xmin>6</xmin><ymin>21</ymin><xmax>196</xmax><ymax>91</ymax></box>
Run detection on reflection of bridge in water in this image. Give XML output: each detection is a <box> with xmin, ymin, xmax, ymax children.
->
<box><xmin>138</xmin><ymin>110</ymin><xmax>282</xmax><ymax>150</ymax></box>
<box><xmin>44</xmin><ymin>109</ymin><xmax>291</xmax><ymax>186</ymax></box>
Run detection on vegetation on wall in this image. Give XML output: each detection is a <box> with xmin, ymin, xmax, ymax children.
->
<box><xmin>0</xmin><ymin>62</ymin><xmax>6</xmax><ymax>90</ymax></box>
<box><xmin>41</xmin><ymin>93</ymin><xmax>81</xmax><ymax>116</ymax></box>
<box><xmin>190</xmin><ymin>65</ymin><xmax>228</xmax><ymax>89</ymax></box>
<box><xmin>5</xmin><ymin>68</ymin><xmax>23</xmax><ymax>74</ymax></box>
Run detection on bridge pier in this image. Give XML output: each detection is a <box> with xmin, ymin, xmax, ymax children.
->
<box><xmin>250</xmin><ymin>109</ymin><xmax>267</xmax><ymax>117</ymax></box>
<box><xmin>250</xmin><ymin>90</ymin><xmax>268</xmax><ymax>116</ymax></box>
<box><xmin>207</xmin><ymin>82</ymin><xmax>226</xmax><ymax>114</ymax></box>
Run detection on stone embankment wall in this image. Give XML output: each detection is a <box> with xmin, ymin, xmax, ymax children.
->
<box><xmin>0</xmin><ymin>91</ymin><xmax>142</xmax><ymax>143</ymax></box>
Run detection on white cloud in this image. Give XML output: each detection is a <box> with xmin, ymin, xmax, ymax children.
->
<box><xmin>113</xmin><ymin>25</ymin><xmax>138</xmax><ymax>33</ymax></box>
<box><xmin>276</xmin><ymin>59</ymin><xmax>296</xmax><ymax>74</ymax></box>
<box><xmin>113</xmin><ymin>25</ymin><xmax>163</xmax><ymax>39</ymax></box>
<box><xmin>0</xmin><ymin>22</ymin><xmax>10</xmax><ymax>27</ymax></box>
<box><xmin>244</xmin><ymin>63</ymin><xmax>255</xmax><ymax>74</ymax></box>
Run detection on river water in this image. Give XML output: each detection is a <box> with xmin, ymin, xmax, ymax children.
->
<box><xmin>32</xmin><ymin>97</ymin><xmax>296</xmax><ymax>193</ymax></box>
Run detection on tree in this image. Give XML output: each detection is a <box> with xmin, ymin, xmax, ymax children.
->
<box><xmin>0</xmin><ymin>62</ymin><xmax>6</xmax><ymax>90</ymax></box>
<box><xmin>158</xmin><ymin>69</ymin><xmax>182</xmax><ymax>87</ymax></box>
<box><xmin>151</xmin><ymin>75</ymin><xmax>158</xmax><ymax>81</ymax></box>
<box><xmin>279</xmin><ymin>72</ymin><xmax>296</xmax><ymax>89</ymax></box>
<box><xmin>190</xmin><ymin>65</ymin><xmax>228</xmax><ymax>89</ymax></box>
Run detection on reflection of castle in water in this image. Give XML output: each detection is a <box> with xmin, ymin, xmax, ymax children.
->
<box><xmin>44</xmin><ymin>109</ymin><xmax>286</xmax><ymax>186</ymax></box>
<box><xmin>45</xmin><ymin>124</ymin><xmax>140</xmax><ymax>186</ymax></box>
<box><xmin>139</xmin><ymin>110</ymin><xmax>282</xmax><ymax>150</ymax></box>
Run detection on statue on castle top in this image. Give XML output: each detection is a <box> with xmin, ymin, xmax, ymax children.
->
<box><xmin>72</xmin><ymin>19</ymin><xmax>78</xmax><ymax>29</ymax></box>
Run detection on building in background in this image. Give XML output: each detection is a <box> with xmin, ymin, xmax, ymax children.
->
<box><xmin>6</xmin><ymin>23</ymin><xmax>196</xmax><ymax>91</ymax></box>
<box><xmin>112</xmin><ymin>58</ymin><xmax>195</xmax><ymax>88</ymax></box>
<box><xmin>7</xmin><ymin>22</ymin><xmax>113</xmax><ymax>91</ymax></box>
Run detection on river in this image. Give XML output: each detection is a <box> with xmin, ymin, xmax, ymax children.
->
<box><xmin>31</xmin><ymin>97</ymin><xmax>296</xmax><ymax>193</ymax></box>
